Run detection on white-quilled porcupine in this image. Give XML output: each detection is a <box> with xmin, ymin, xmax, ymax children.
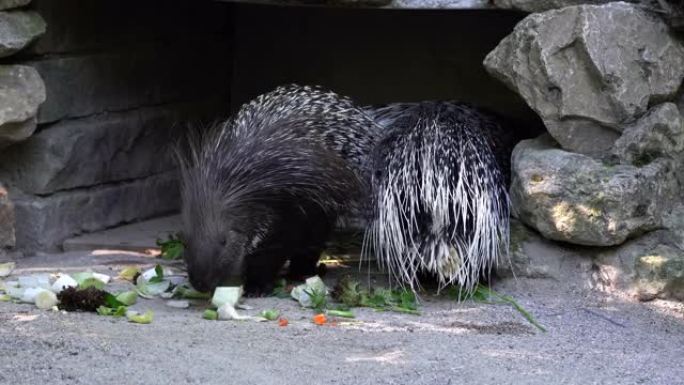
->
<box><xmin>176</xmin><ymin>84</ymin><xmax>381</xmax><ymax>294</ymax></box>
<box><xmin>178</xmin><ymin>84</ymin><xmax>514</xmax><ymax>294</ymax></box>
<box><xmin>364</xmin><ymin>102</ymin><xmax>515</xmax><ymax>292</ymax></box>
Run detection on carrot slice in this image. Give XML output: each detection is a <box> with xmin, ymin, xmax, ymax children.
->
<box><xmin>313</xmin><ymin>313</ymin><xmax>327</xmax><ymax>325</ymax></box>
<box><xmin>278</xmin><ymin>318</ymin><xmax>289</xmax><ymax>327</ymax></box>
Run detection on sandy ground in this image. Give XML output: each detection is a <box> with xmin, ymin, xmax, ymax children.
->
<box><xmin>1</xmin><ymin>250</ymin><xmax>683</xmax><ymax>385</ymax></box>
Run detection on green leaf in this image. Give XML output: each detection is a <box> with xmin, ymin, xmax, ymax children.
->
<box><xmin>118</xmin><ymin>266</ymin><xmax>140</xmax><ymax>282</ymax></box>
<box><xmin>457</xmin><ymin>284</ymin><xmax>546</xmax><ymax>332</ymax></box>
<box><xmin>115</xmin><ymin>291</ymin><xmax>138</xmax><ymax>306</ymax></box>
<box><xmin>97</xmin><ymin>305</ymin><xmax>127</xmax><ymax>317</ymax></box>
<box><xmin>398</xmin><ymin>290</ymin><xmax>418</xmax><ymax>311</ymax></box>
<box><xmin>72</xmin><ymin>272</ymin><xmax>94</xmax><ymax>286</ymax></box>
<box><xmin>104</xmin><ymin>292</ymin><xmax>126</xmax><ymax>308</ymax></box>
<box><xmin>127</xmin><ymin>310</ymin><xmax>154</xmax><ymax>324</ymax></box>
<box><xmin>498</xmin><ymin>294</ymin><xmax>547</xmax><ymax>333</ymax></box>
<box><xmin>303</xmin><ymin>287</ymin><xmax>328</xmax><ymax>312</ymax></box>
<box><xmin>157</xmin><ymin>234</ymin><xmax>184</xmax><ymax>260</ymax></box>
<box><xmin>149</xmin><ymin>264</ymin><xmax>164</xmax><ymax>283</ymax></box>
<box><xmin>326</xmin><ymin>309</ymin><xmax>355</xmax><ymax>318</ymax></box>
<box><xmin>136</xmin><ymin>279</ymin><xmax>171</xmax><ymax>298</ymax></box>
<box><xmin>173</xmin><ymin>285</ymin><xmax>211</xmax><ymax>300</ymax></box>
<box><xmin>79</xmin><ymin>277</ymin><xmax>105</xmax><ymax>290</ymax></box>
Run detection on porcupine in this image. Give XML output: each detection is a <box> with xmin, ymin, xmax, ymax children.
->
<box><xmin>176</xmin><ymin>84</ymin><xmax>380</xmax><ymax>294</ymax></box>
<box><xmin>363</xmin><ymin>102</ymin><xmax>515</xmax><ymax>293</ymax></box>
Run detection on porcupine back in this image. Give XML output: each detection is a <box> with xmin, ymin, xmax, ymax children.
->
<box><xmin>364</xmin><ymin>101</ymin><xmax>514</xmax><ymax>292</ymax></box>
<box><xmin>177</xmin><ymin>84</ymin><xmax>381</xmax><ymax>292</ymax></box>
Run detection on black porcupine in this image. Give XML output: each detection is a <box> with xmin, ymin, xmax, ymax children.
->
<box><xmin>176</xmin><ymin>84</ymin><xmax>380</xmax><ymax>294</ymax></box>
<box><xmin>364</xmin><ymin>102</ymin><xmax>515</xmax><ymax>292</ymax></box>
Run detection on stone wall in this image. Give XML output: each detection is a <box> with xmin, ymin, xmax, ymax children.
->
<box><xmin>485</xmin><ymin>1</ymin><xmax>684</xmax><ymax>301</ymax></box>
<box><xmin>0</xmin><ymin>0</ymin><xmax>233</xmax><ymax>253</ymax></box>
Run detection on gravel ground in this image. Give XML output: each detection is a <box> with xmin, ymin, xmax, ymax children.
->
<box><xmin>1</xmin><ymin>250</ymin><xmax>683</xmax><ymax>385</ymax></box>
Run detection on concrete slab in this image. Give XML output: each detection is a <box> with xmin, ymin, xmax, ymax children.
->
<box><xmin>1</xmin><ymin>250</ymin><xmax>683</xmax><ymax>385</ymax></box>
<box><xmin>63</xmin><ymin>215</ymin><xmax>181</xmax><ymax>252</ymax></box>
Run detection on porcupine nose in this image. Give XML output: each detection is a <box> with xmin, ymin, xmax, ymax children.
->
<box><xmin>187</xmin><ymin>264</ymin><xmax>221</xmax><ymax>293</ymax></box>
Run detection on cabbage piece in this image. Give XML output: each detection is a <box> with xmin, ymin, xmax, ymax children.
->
<box><xmin>115</xmin><ymin>291</ymin><xmax>138</xmax><ymax>306</ymax></box>
<box><xmin>126</xmin><ymin>310</ymin><xmax>153</xmax><ymax>324</ymax></box>
<box><xmin>35</xmin><ymin>290</ymin><xmax>58</xmax><ymax>309</ymax></box>
<box><xmin>0</xmin><ymin>262</ymin><xmax>15</xmax><ymax>277</ymax></box>
<box><xmin>211</xmin><ymin>286</ymin><xmax>243</xmax><ymax>308</ymax></box>
<box><xmin>51</xmin><ymin>274</ymin><xmax>78</xmax><ymax>293</ymax></box>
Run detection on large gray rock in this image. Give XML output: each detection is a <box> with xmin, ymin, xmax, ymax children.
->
<box><xmin>633</xmin><ymin>245</ymin><xmax>684</xmax><ymax>301</ymax></box>
<box><xmin>0</xmin><ymin>65</ymin><xmax>46</xmax><ymax>148</ymax></box>
<box><xmin>612</xmin><ymin>103</ymin><xmax>684</xmax><ymax>165</ymax></box>
<box><xmin>0</xmin><ymin>0</ymin><xmax>30</xmax><ymax>10</ymax></box>
<box><xmin>492</xmin><ymin>0</ymin><xmax>612</xmax><ymax>12</ymax></box>
<box><xmin>30</xmin><ymin>45</ymin><xmax>230</xmax><ymax>124</ymax></box>
<box><xmin>495</xmin><ymin>219</ymin><xmax>592</xmax><ymax>280</ymax></box>
<box><xmin>12</xmin><ymin>172</ymin><xmax>179</xmax><ymax>252</ymax></box>
<box><xmin>0</xmin><ymin>101</ymin><xmax>221</xmax><ymax>194</ymax></box>
<box><xmin>511</xmin><ymin>136</ymin><xmax>680</xmax><ymax>246</ymax></box>
<box><xmin>484</xmin><ymin>2</ymin><xmax>684</xmax><ymax>155</ymax></box>
<box><xmin>215</xmin><ymin>0</ymin><xmax>492</xmax><ymax>8</ymax></box>
<box><xmin>0</xmin><ymin>11</ymin><xmax>45</xmax><ymax>57</ymax></box>
<box><xmin>0</xmin><ymin>183</ymin><xmax>14</xmax><ymax>248</ymax></box>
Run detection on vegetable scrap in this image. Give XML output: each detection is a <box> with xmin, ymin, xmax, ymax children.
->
<box><xmin>156</xmin><ymin>233</ymin><xmax>184</xmax><ymax>260</ymax></box>
<box><xmin>312</xmin><ymin>313</ymin><xmax>327</xmax><ymax>325</ymax></box>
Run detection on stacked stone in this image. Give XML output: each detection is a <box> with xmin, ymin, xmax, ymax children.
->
<box><xmin>0</xmin><ymin>0</ymin><xmax>45</xmax><ymax>256</ymax></box>
<box><xmin>0</xmin><ymin>1</ymin><xmax>232</xmax><ymax>253</ymax></box>
<box><xmin>484</xmin><ymin>1</ymin><xmax>684</xmax><ymax>301</ymax></box>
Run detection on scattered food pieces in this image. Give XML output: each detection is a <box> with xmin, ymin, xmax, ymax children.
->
<box><xmin>156</xmin><ymin>234</ymin><xmax>184</xmax><ymax>260</ymax></box>
<box><xmin>173</xmin><ymin>285</ymin><xmax>210</xmax><ymax>300</ymax></box>
<box><xmin>326</xmin><ymin>309</ymin><xmax>355</xmax><ymax>318</ymax></box>
<box><xmin>0</xmin><ymin>294</ymin><xmax>11</xmax><ymax>301</ymax></box>
<box><xmin>70</xmin><ymin>271</ymin><xmax>110</xmax><ymax>288</ymax></box>
<box><xmin>332</xmin><ymin>276</ymin><xmax>420</xmax><ymax>315</ymax></box>
<box><xmin>51</xmin><ymin>274</ymin><xmax>78</xmax><ymax>293</ymax></box>
<box><xmin>217</xmin><ymin>303</ymin><xmax>250</xmax><ymax>321</ymax></box>
<box><xmin>127</xmin><ymin>310</ymin><xmax>154</xmax><ymax>324</ymax></box>
<box><xmin>203</xmin><ymin>309</ymin><xmax>218</xmax><ymax>320</ymax></box>
<box><xmin>166</xmin><ymin>300</ymin><xmax>190</xmax><ymax>309</ymax></box>
<box><xmin>96</xmin><ymin>305</ymin><xmax>127</xmax><ymax>317</ymax></box>
<box><xmin>260</xmin><ymin>309</ymin><xmax>280</xmax><ymax>321</ymax></box>
<box><xmin>18</xmin><ymin>275</ymin><xmax>50</xmax><ymax>290</ymax></box>
<box><xmin>0</xmin><ymin>262</ymin><xmax>15</xmax><ymax>277</ymax></box>
<box><xmin>312</xmin><ymin>313</ymin><xmax>327</xmax><ymax>325</ymax></box>
<box><xmin>291</xmin><ymin>276</ymin><xmax>328</xmax><ymax>309</ymax></box>
<box><xmin>118</xmin><ymin>266</ymin><xmax>141</xmax><ymax>282</ymax></box>
<box><xmin>278</xmin><ymin>318</ymin><xmax>289</xmax><ymax>327</ymax></box>
<box><xmin>57</xmin><ymin>287</ymin><xmax>107</xmax><ymax>312</ymax></box>
<box><xmin>136</xmin><ymin>273</ymin><xmax>171</xmax><ymax>298</ymax></box>
<box><xmin>115</xmin><ymin>291</ymin><xmax>138</xmax><ymax>306</ymax></box>
<box><xmin>79</xmin><ymin>277</ymin><xmax>105</xmax><ymax>290</ymax></box>
<box><xmin>92</xmin><ymin>273</ymin><xmax>111</xmax><ymax>284</ymax></box>
<box><xmin>332</xmin><ymin>275</ymin><xmax>364</xmax><ymax>307</ymax></box>
<box><xmin>35</xmin><ymin>290</ymin><xmax>58</xmax><ymax>310</ymax></box>
<box><xmin>211</xmin><ymin>286</ymin><xmax>243</xmax><ymax>308</ymax></box>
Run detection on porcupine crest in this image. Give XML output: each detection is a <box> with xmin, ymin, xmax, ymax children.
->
<box><xmin>176</xmin><ymin>84</ymin><xmax>380</xmax><ymax>292</ymax></box>
<box><xmin>364</xmin><ymin>102</ymin><xmax>511</xmax><ymax>293</ymax></box>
